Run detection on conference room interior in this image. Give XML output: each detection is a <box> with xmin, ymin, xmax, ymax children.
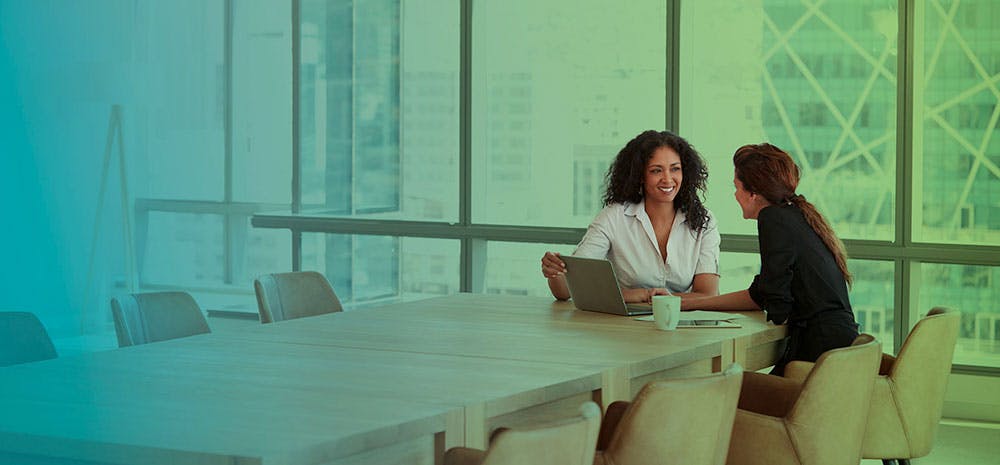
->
<box><xmin>2</xmin><ymin>0</ymin><xmax>999</xmax><ymax>463</ymax></box>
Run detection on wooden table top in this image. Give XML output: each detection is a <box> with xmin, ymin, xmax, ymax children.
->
<box><xmin>214</xmin><ymin>294</ymin><xmax>780</xmax><ymax>376</ymax></box>
<box><xmin>0</xmin><ymin>293</ymin><xmax>782</xmax><ymax>465</ymax></box>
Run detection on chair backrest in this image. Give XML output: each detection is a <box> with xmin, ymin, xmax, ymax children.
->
<box><xmin>111</xmin><ymin>291</ymin><xmax>210</xmax><ymax>347</ymax></box>
<box><xmin>481</xmin><ymin>401</ymin><xmax>601</xmax><ymax>465</ymax></box>
<box><xmin>253</xmin><ymin>271</ymin><xmax>343</xmax><ymax>323</ymax></box>
<box><xmin>787</xmin><ymin>334</ymin><xmax>881</xmax><ymax>465</ymax></box>
<box><xmin>876</xmin><ymin>307</ymin><xmax>960</xmax><ymax>457</ymax></box>
<box><xmin>602</xmin><ymin>364</ymin><xmax>743</xmax><ymax>465</ymax></box>
<box><xmin>0</xmin><ymin>312</ymin><xmax>58</xmax><ymax>366</ymax></box>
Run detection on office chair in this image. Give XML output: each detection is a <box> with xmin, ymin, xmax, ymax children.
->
<box><xmin>253</xmin><ymin>271</ymin><xmax>343</xmax><ymax>323</ymax></box>
<box><xmin>0</xmin><ymin>312</ymin><xmax>58</xmax><ymax>366</ymax></box>
<box><xmin>594</xmin><ymin>364</ymin><xmax>743</xmax><ymax>465</ymax></box>
<box><xmin>784</xmin><ymin>308</ymin><xmax>961</xmax><ymax>465</ymax></box>
<box><xmin>111</xmin><ymin>291</ymin><xmax>211</xmax><ymax>347</ymax></box>
<box><xmin>727</xmin><ymin>334</ymin><xmax>881</xmax><ymax>465</ymax></box>
<box><xmin>443</xmin><ymin>401</ymin><xmax>601</xmax><ymax>465</ymax></box>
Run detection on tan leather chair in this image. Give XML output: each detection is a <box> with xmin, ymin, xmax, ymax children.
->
<box><xmin>111</xmin><ymin>291</ymin><xmax>211</xmax><ymax>347</ymax></box>
<box><xmin>594</xmin><ymin>364</ymin><xmax>743</xmax><ymax>465</ymax></box>
<box><xmin>784</xmin><ymin>308</ymin><xmax>960</xmax><ymax>465</ymax></box>
<box><xmin>726</xmin><ymin>334</ymin><xmax>881</xmax><ymax>465</ymax></box>
<box><xmin>443</xmin><ymin>401</ymin><xmax>601</xmax><ymax>465</ymax></box>
<box><xmin>0</xmin><ymin>312</ymin><xmax>58</xmax><ymax>366</ymax></box>
<box><xmin>253</xmin><ymin>271</ymin><xmax>343</xmax><ymax>323</ymax></box>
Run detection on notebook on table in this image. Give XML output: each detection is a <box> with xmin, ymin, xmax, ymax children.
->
<box><xmin>560</xmin><ymin>255</ymin><xmax>655</xmax><ymax>316</ymax></box>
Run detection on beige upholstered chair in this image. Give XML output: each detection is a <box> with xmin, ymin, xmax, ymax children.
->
<box><xmin>443</xmin><ymin>401</ymin><xmax>601</xmax><ymax>465</ymax></box>
<box><xmin>727</xmin><ymin>334</ymin><xmax>881</xmax><ymax>465</ymax></box>
<box><xmin>784</xmin><ymin>308</ymin><xmax>961</xmax><ymax>465</ymax></box>
<box><xmin>111</xmin><ymin>291</ymin><xmax>211</xmax><ymax>347</ymax></box>
<box><xmin>253</xmin><ymin>271</ymin><xmax>343</xmax><ymax>323</ymax></box>
<box><xmin>0</xmin><ymin>312</ymin><xmax>58</xmax><ymax>366</ymax></box>
<box><xmin>594</xmin><ymin>364</ymin><xmax>743</xmax><ymax>465</ymax></box>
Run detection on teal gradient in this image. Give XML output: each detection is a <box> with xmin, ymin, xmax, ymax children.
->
<box><xmin>1</xmin><ymin>1</ymin><xmax>159</xmax><ymax>338</ymax></box>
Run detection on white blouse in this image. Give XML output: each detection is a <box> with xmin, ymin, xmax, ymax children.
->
<box><xmin>572</xmin><ymin>201</ymin><xmax>721</xmax><ymax>293</ymax></box>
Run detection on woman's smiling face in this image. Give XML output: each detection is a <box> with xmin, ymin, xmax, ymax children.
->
<box><xmin>643</xmin><ymin>146</ymin><xmax>682</xmax><ymax>204</ymax></box>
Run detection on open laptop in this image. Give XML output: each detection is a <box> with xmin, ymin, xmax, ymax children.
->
<box><xmin>561</xmin><ymin>255</ymin><xmax>655</xmax><ymax>316</ymax></box>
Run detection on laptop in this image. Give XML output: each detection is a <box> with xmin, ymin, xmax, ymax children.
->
<box><xmin>561</xmin><ymin>255</ymin><xmax>655</xmax><ymax>316</ymax></box>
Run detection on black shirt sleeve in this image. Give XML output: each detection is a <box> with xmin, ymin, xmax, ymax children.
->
<box><xmin>748</xmin><ymin>207</ymin><xmax>796</xmax><ymax>324</ymax></box>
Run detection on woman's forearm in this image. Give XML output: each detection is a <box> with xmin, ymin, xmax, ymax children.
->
<box><xmin>671</xmin><ymin>290</ymin><xmax>716</xmax><ymax>299</ymax></box>
<box><xmin>671</xmin><ymin>273</ymin><xmax>720</xmax><ymax>299</ymax></box>
<box><xmin>681</xmin><ymin>289</ymin><xmax>760</xmax><ymax>311</ymax></box>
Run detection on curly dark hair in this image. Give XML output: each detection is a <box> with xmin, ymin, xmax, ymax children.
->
<box><xmin>602</xmin><ymin>130</ymin><xmax>710</xmax><ymax>231</ymax></box>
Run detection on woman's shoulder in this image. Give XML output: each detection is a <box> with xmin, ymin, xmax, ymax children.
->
<box><xmin>759</xmin><ymin>203</ymin><xmax>796</xmax><ymax>219</ymax></box>
<box><xmin>592</xmin><ymin>201</ymin><xmax>635</xmax><ymax>219</ymax></box>
<box><xmin>759</xmin><ymin>203</ymin><xmax>807</xmax><ymax>228</ymax></box>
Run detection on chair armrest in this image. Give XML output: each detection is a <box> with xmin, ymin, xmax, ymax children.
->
<box><xmin>443</xmin><ymin>447</ymin><xmax>487</xmax><ymax>465</ymax></box>
<box><xmin>738</xmin><ymin>372</ymin><xmax>802</xmax><ymax>418</ymax></box>
<box><xmin>488</xmin><ymin>427</ymin><xmax>509</xmax><ymax>445</ymax></box>
<box><xmin>596</xmin><ymin>400</ymin><xmax>631</xmax><ymax>451</ymax></box>
<box><xmin>783</xmin><ymin>361</ymin><xmax>814</xmax><ymax>381</ymax></box>
<box><xmin>729</xmin><ymin>408</ymin><xmax>797</xmax><ymax>465</ymax></box>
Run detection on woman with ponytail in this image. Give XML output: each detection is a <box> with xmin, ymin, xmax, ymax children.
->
<box><xmin>682</xmin><ymin>143</ymin><xmax>858</xmax><ymax>374</ymax></box>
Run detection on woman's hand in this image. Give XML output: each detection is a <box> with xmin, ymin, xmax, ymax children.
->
<box><xmin>622</xmin><ymin>287</ymin><xmax>670</xmax><ymax>303</ymax></box>
<box><xmin>541</xmin><ymin>252</ymin><xmax>567</xmax><ymax>279</ymax></box>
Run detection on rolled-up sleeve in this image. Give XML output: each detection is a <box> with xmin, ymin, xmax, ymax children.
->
<box><xmin>694</xmin><ymin>213</ymin><xmax>721</xmax><ymax>276</ymax></box>
<box><xmin>749</xmin><ymin>209</ymin><xmax>795</xmax><ymax>324</ymax></box>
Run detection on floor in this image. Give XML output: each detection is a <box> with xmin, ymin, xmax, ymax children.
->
<box><xmin>860</xmin><ymin>419</ymin><xmax>1000</xmax><ymax>464</ymax></box>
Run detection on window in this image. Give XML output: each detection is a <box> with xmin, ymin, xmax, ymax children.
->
<box><xmin>914</xmin><ymin>0</ymin><xmax>1000</xmax><ymax>246</ymax></box>
<box><xmin>678</xmin><ymin>0</ymin><xmax>998</xmax><ymax>368</ymax></box>
<box><xmin>471</xmin><ymin>0</ymin><xmax>666</xmax><ymax>228</ymax></box>
<box><xmin>919</xmin><ymin>263</ymin><xmax>1000</xmax><ymax>367</ymax></box>
<box><xmin>680</xmin><ymin>0</ymin><xmax>897</xmax><ymax>241</ymax></box>
<box><xmin>484</xmin><ymin>242</ymin><xmax>574</xmax><ymax>297</ymax></box>
<box><xmin>135</xmin><ymin>0</ymin><xmax>292</xmax><ymax>316</ymax></box>
<box><xmin>299</xmin><ymin>0</ymin><xmax>460</xmax><ymax>221</ymax></box>
<box><xmin>300</xmin><ymin>234</ymin><xmax>459</xmax><ymax>305</ymax></box>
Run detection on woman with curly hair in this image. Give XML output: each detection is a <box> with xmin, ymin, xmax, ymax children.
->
<box><xmin>681</xmin><ymin>143</ymin><xmax>858</xmax><ymax>374</ymax></box>
<box><xmin>541</xmin><ymin>130</ymin><xmax>721</xmax><ymax>303</ymax></box>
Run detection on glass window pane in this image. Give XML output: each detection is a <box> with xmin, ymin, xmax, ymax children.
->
<box><xmin>232</xmin><ymin>0</ymin><xmax>292</xmax><ymax>204</ymax></box>
<box><xmin>141</xmin><ymin>212</ymin><xmax>225</xmax><ymax>287</ymax></box>
<box><xmin>914</xmin><ymin>2</ymin><xmax>1000</xmax><ymax>245</ymax></box>
<box><xmin>237</xmin><ymin>220</ymin><xmax>292</xmax><ymax>288</ymax></box>
<box><xmin>300</xmin><ymin>234</ymin><xmax>459</xmax><ymax>306</ymax></box>
<box><xmin>298</xmin><ymin>0</ymin><xmax>459</xmax><ymax>221</ymax></box>
<box><xmin>136</xmin><ymin>0</ymin><xmax>226</xmax><ymax>201</ymax></box>
<box><xmin>919</xmin><ymin>263</ymin><xmax>1000</xmax><ymax>367</ymax></box>
<box><xmin>484</xmin><ymin>242</ymin><xmax>575</xmax><ymax>297</ymax></box>
<box><xmin>471</xmin><ymin>0</ymin><xmax>666</xmax><ymax>227</ymax></box>
<box><xmin>849</xmin><ymin>259</ymin><xmax>895</xmax><ymax>350</ymax></box>
<box><xmin>681</xmin><ymin>0</ymin><xmax>897</xmax><ymax>240</ymax></box>
<box><xmin>717</xmin><ymin>252</ymin><xmax>760</xmax><ymax>295</ymax></box>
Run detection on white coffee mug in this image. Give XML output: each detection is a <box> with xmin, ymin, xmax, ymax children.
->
<box><xmin>652</xmin><ymin>295</ymin><xmax>681</xmax><ymax>330</ymax></box>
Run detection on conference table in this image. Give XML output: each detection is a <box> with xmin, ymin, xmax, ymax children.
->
<box><xmin>0</xmin><ymin>293</ymin><xmax>786</xmax><ymax>465</ymax></box>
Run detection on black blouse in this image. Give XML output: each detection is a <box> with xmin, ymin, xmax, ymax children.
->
<box><xmin>748</xmin><ymin>204</ymin><xmax>854</xmax><ymax>326</ymax></box>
